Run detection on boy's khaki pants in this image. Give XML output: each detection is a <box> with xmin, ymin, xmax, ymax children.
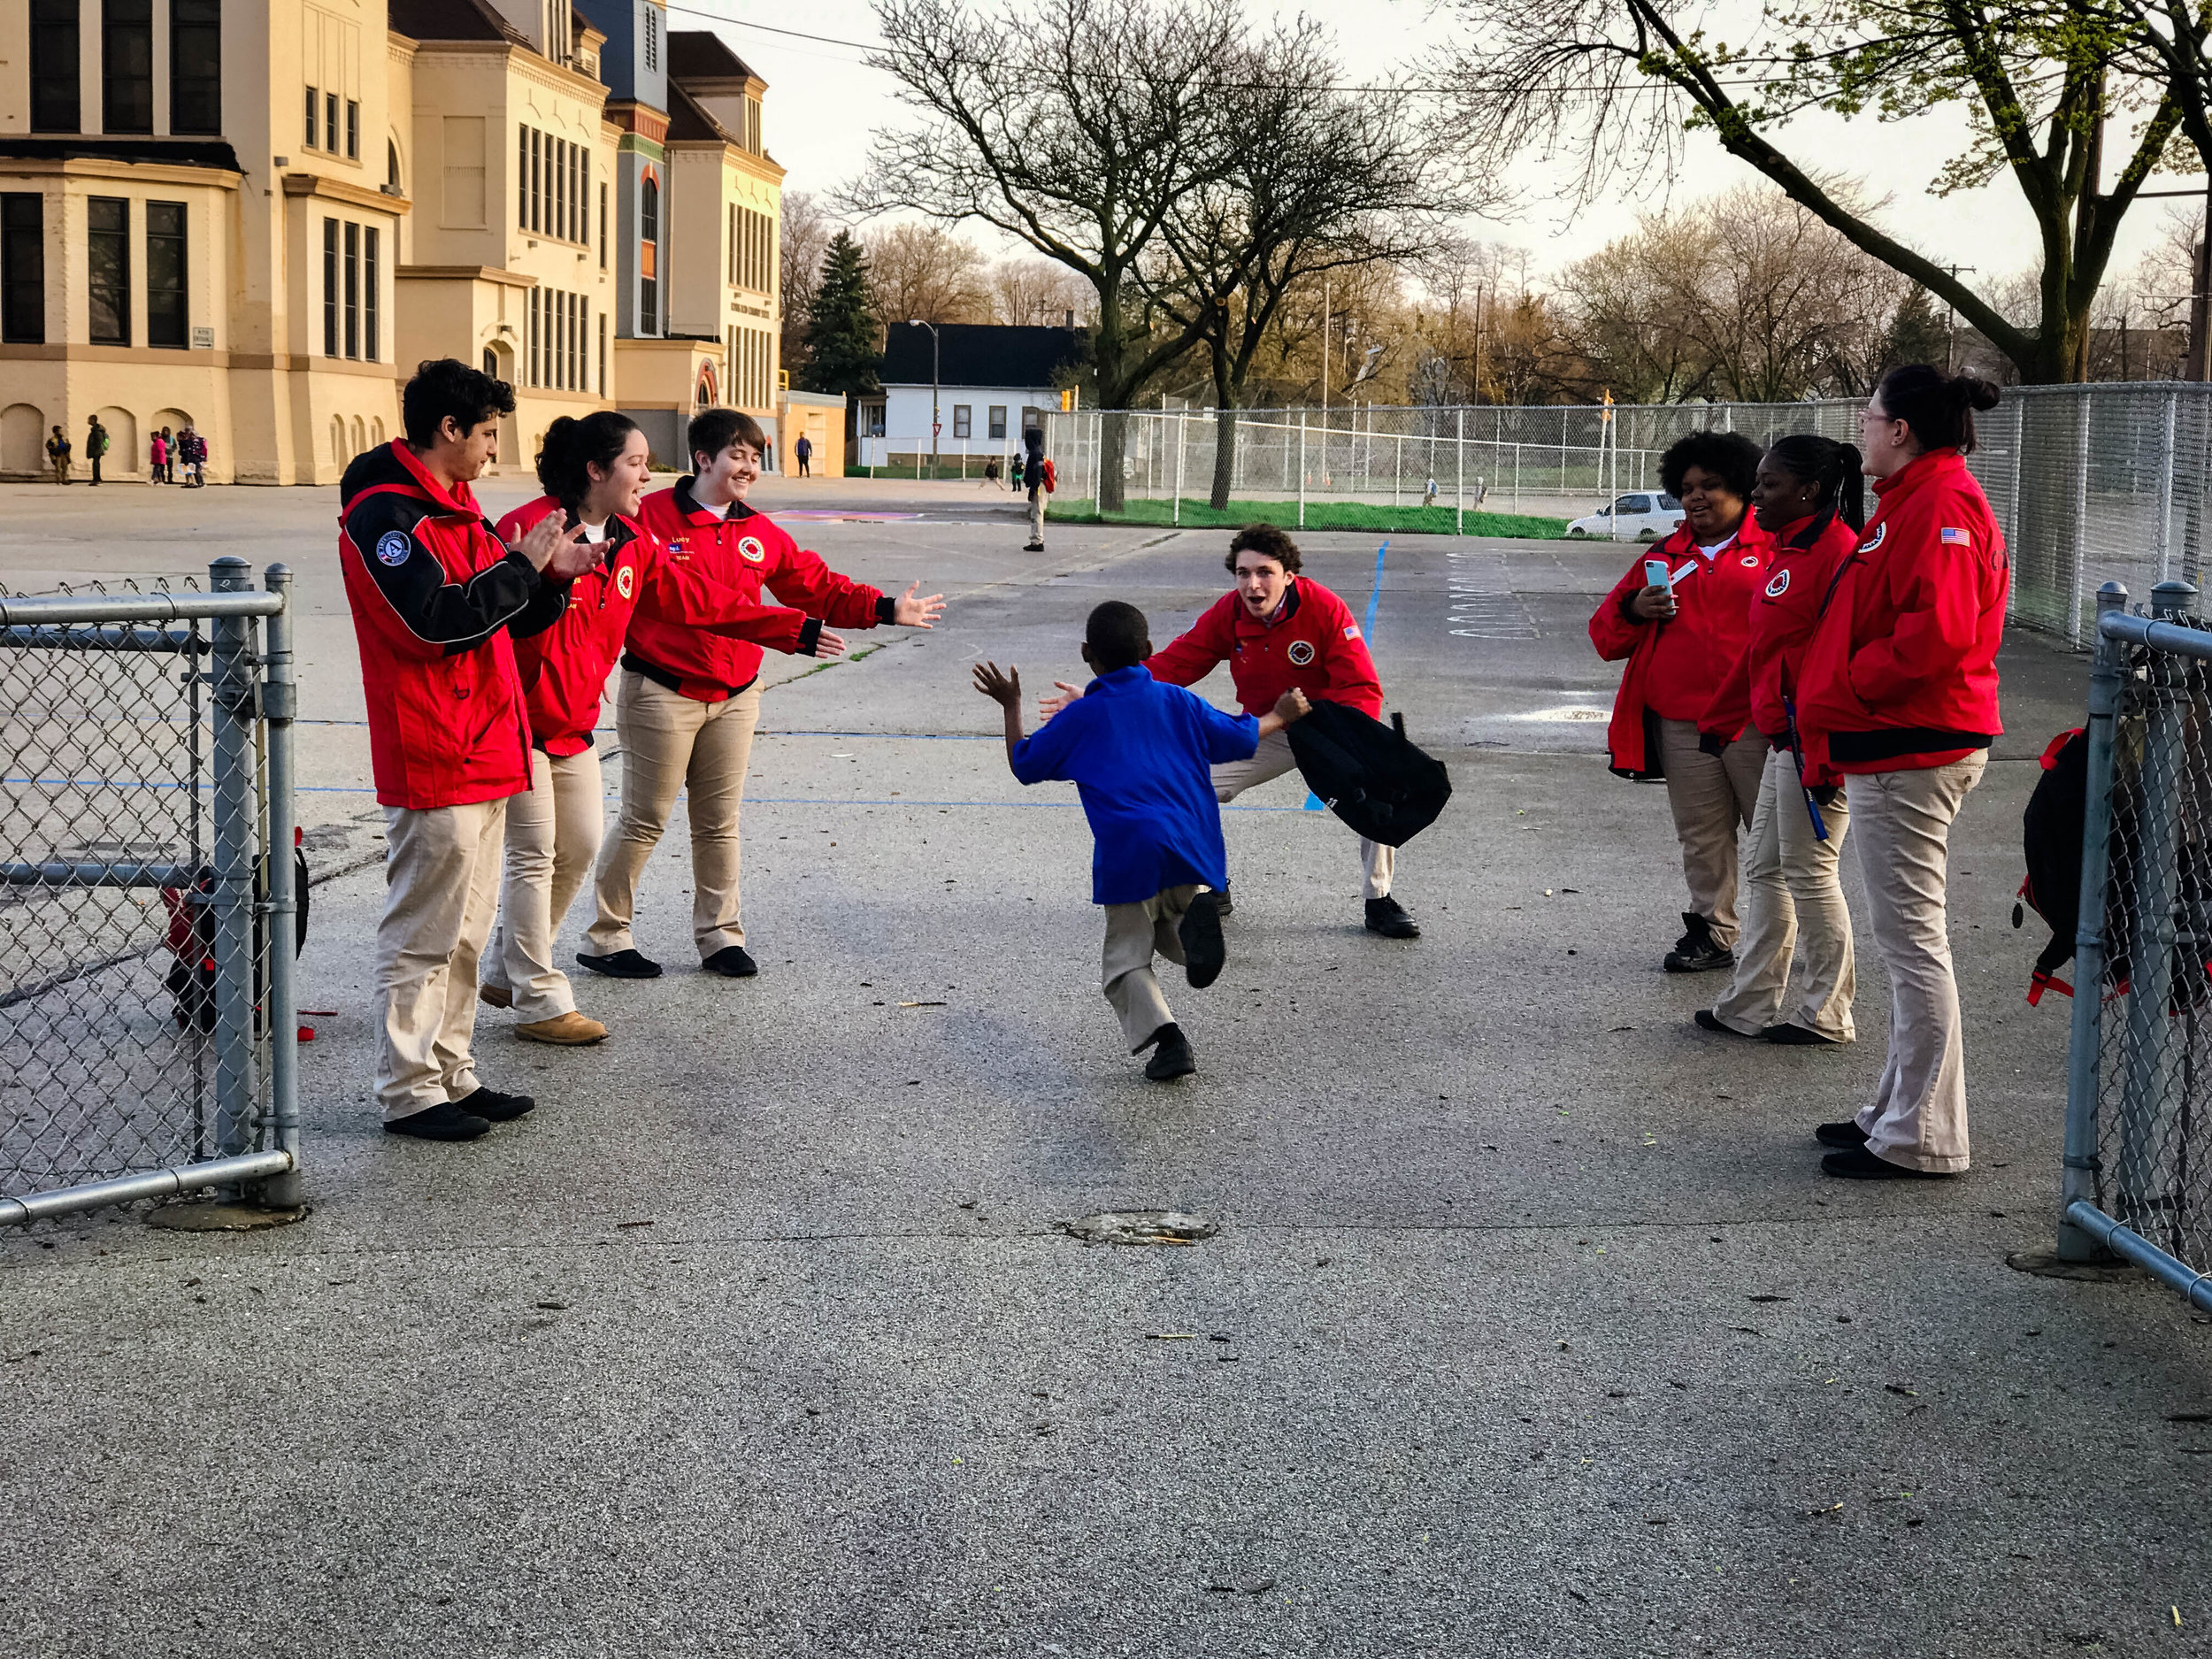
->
<box><xmin>1656</xmin><ymin>718</ymin><xmax>1764</xmax><ymax>947</ymax></box>
<box><xmin>1028</xmin><ymin>488</ymin><xmax>1046</xmax><ymax>542</ymax></box>
<box><xmin>1211</xmin><ymin>729</ymin><xmax>1394</xmax><ymax>900</ymax></box>
<box><xmin>1710</xmin><ymin>746</ymin><xmax>1856</xmax><ymax>1041</ymax></box>
<box><xmin>1849</xmin><ymin>753</ymin><xmax>1986</xmax><ymax>1173</ymax></box>
<box><xmin>376</xmin><ymin>798</ymin><xmax>507</xmax><ymax>1120</ymax></box>
<box><xmin>1103</xmin><ymin>886</ymin><xmax>1195</xmax><ymax>1049</ymax></box>
<box><xmin>589</xmin><ymin>672</ymin><xmax>761</xmax><ymax>959</ymax></box>
<box><xmin>484</xmin><ymin>747</ymin><xmax>603</xmax><ymax>1021</ymax></box>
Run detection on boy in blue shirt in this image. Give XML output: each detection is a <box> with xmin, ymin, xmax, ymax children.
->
<box><xmin>974</xmin><ymin>601</ymin><xmax>1310</xmax><ymax>1080</ymax></box>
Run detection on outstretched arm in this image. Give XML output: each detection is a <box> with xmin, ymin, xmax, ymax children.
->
<box><xmin>973</xmin><ymin>661</ymin><xmax>1024</xmax><ymax>766</ymax></box>
<box><xmin>1256</xmin><ymin>687</ymin><xmax>1311</xmax><ymax>739</ymax></box>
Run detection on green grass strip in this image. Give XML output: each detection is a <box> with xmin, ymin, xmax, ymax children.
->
<box><xmin>1045</xmin><ymin>496</ymin><xmax>1569</xmax><ymax>538</ymax></box>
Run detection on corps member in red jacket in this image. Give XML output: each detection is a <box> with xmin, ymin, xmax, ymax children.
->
<box><xmin>1693</xmin><ymin>435</ymin><xmax>1864</xmax><ymax>1048</ymax></box>
<box><xmin>1588</xmin><ymin>431</ymin><xmax>1772</xmax><ymax>972</ymax></box>
<box><xmin>582</xmin><ymin>408</ymin><xmax>947</xmax><ymax>979</ymax></box>
<box><xmin>338</xmin><ymin>358</ymin><xmax>603</xmax><ymax>1142</ymax></box>
<box><xmin>1799</xmin><ymin>367</ymin><xmax>2008</xmax><ymax>1181</ymax></box>
<box><xmin>477</xmin><ymin>411</ymin><xmax>850</xmax><ymax>1045</ymax></box>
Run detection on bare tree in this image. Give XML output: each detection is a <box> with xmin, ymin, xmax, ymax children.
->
<box><xmin>862</xmin><ymin>222</ymin><xmax>994</xmax><ymax>325</ymax></box>
<box><xmin>779</xmin><ymin>190</ymin><xmax>835</xmax><ymax>382</ymax></box>
<box><xmin>992</xmin><ymin>257</ymin><xmax>1094</xmax><ymax>327</ymax></box>
<box><xmin>849</xmin><ymin>0</ymin><xmax>1245</xmax><ymax>508</ymax></box>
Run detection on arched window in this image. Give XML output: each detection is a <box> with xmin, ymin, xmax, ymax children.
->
<box><xmin>639</xmin><ymin>173</ymin><xmax>659</xmax><ymax>334</ymax></box>
<box><xmin>387</xmin><ymin>139</ymin><xmax>401</xmax><ymax>193</ymax></box>
<box><xmin>483</xmin><ymin>347</ymin><xmax>498</xmax><ymax>379</ymax></box>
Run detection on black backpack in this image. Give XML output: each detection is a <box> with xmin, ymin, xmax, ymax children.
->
<box><xmin>1285</xmin><ymin>700</ymin><xmax>1452</xmax><ymax>848</ymax></box>
<box><xmin>2015</xmin><ymin>728</ymin><xmax>2085</xmax><ymax>1002</ymax></box>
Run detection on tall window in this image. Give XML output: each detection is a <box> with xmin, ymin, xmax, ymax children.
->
<box><xmin>365</xmin><ymin>227</ymin><xmax>380</xmax><ymax>360</ymax></box>
<box><xmin>598</xmin><ymin>313</ymin><xmax>607</xmax><ymax>396</ymax></box>
<box><xmin>88</xmin><ymin>197</ymin><xmax>129</xmax><ymax>345</ymax></box>
<box><xmin>598</xmin><ymin>184</ymin><xmax>608</xmax><ymax>267</ymax></box>
<box><xmin>170</xmin><ymin>0</ymin><xmax>222</xmax><ymax>134</ymax></box>
<box><xmin>953</xmin><ymin>405</ymin><xmax>972</xmax><ymax>440</ymax></box>
<box><xmin>342</xmin><ymin>221</ymin><xmax>359</xmax><ymax>358</ymax></box>
<box><xmin>104</xmin><ymin>0</ymin><xmax>154</xmax><ymax>134</ymax></box>
<box><xmin>326</xmin><ymin>94</ymin><xmax>340</xmax><ymax>155</ymax></box>
<box><xmin>527</xmin><ymin>288</ymin><xmax>539</xmax><ymax>387</ymax></box>
<box><xmin>322</xmin><ymin>219</ymin><xmax>338</xmax><ymax>356</ymax></box>
<box><xmin>643</xmin><ymin>6</ymin><xmax>657</xmax><ymax>70</ymax></box>
<box><xmin>1</xmin><ymin>196</ymin><xmax>44</xmax><ymax>343</ymax></box>
<box><xmin>517</xmin><ymin>126</ymin><xmax>528</xmax><ymax>227</ymax></box>
<box><xmin>639</xmin><ymin>176</ymin><xmax>658</xmax><ymax>334</ymax></box>
<box><xmin>388</xmin><ymin>139</ymin><xmax>402</xmax><ymax>193</ymax></box>
<box><xmin>305</xmin><ymin>86</ymin><xmax>319</xmax><ymax>148</ymax></box>
<box><xmin>31</xmin><ymin>1</ymin><xmax>81</xmax><ymax>133</ymax></box>
<box><xmin>346</xmin><ymin>100</ymin><xmax>360</xmax><ymax>160</ymax></box>
<box><xmin>147</xmin><ymin>201</ymin><xmax>187</xmax><ymax>349</ymax></box>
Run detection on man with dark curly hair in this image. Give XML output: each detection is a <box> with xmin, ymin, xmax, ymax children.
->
<box><xmin>1589</xmin><ymin>430</ymin><xmax>1774</xmax><ymax>972</ymax></box>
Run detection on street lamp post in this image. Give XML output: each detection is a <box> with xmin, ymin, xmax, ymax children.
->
<box><xmin>910</xmin><ymin>319</ymin><xmax>941</xmax><ymax>479</ymax></box>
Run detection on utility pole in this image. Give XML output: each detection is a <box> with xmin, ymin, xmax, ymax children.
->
<box><xmin>1319</xmin><ymin>274</ymin><xmax>1331</xmax><ymax>421</ymax></box>
<box><xmin>1471</xmin><ymin>283</ymin><xmax>1486</xmax><ymax>408</ymax></box>
<box><xmin>910</xmin><ymin>319</ymin><xmax>941</xmax><ymax>477</ymax></box>
<box><xmin>2192</xmin><ymin>226</ymin><xmax>2212</xmax><ymax>382</ymax></box>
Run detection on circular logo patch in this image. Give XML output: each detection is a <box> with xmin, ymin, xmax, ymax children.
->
<box><xmin>1286</xmin><ymin>639</ymin><xmax>1316</xmax><ymax>667</ymax></box>
<box><xmin>738</xmin><ymin>535</ymin><xmax>766</xmax><ymax>564</ymax></box>
<box><xmin>1859</xmin><ymin>523</ymin><xmax>1888</xmax><ymax>553</ymax></box>
<box><xmin>615</xmin><ymin>563</ymin><xmax>635</xmax><ymax>600</ymax></box>
<box><xmin>1764</xmin><ymin>568</ymin><xmax>1792</xmax><ymax>598</ymax></box>
<box><xmin>374</xmin><ymin>531</ymin><xmax>411</xmax><ymax>567</ymax></box>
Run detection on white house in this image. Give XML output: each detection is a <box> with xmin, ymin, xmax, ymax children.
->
<box><xmin>857</xmin><ymin>323</ymin><xmax>1082</xmax><ymax>470</ymax></box>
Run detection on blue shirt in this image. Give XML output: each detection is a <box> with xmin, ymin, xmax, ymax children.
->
<box><xmin>1009</xmin><ymin>664</ymin><xmax>1260</xmax><ymax>904</ymax></box>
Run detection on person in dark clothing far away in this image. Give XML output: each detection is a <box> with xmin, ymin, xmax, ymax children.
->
<box><xmin>1022</xmin><ymin>427</ymin><xmax>1048</xmax><ymax>551</ymax></box>
<box><xmin>86</xmin><ymin>416</ymin><xmax>107</xmax><ymax>485</ymax></box>
<box><xmin>795</xmin><ymin>434</ymin><xmax>812</xmax><ymax>477</ymax></box>
<box><xmin>46</xmin><ymin>426</ymin><xmax>70</xmax><ymax>484</ymax></box>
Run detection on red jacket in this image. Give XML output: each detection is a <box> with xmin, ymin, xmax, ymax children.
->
<box><xmin>1796</xmin><ymin>448</ymin><xmax>2007</xmax><ymax>775</ymax></box>
<box><xmin>628</xmin><ymin>478</ymin><xmax>889</xmax><ymax>701</ymax></box>
<box><xmin>1699</xmin><ymin>511</ymin><xmax>1861</xmax><ymax>746</ymax></box>
<box><xmin>338</xmin><ymin>441</ymin><xmax>565</xmax><ymax>810</ymax></box>
<box><xmin>1145</xmin><ymin>578</ymin><xmax>1384</xmax><ymax>718</ymax></box>
<box><xmin>1588</xmin><ymin>518</ymin><xmax>1775</xmax><ymax>779</ymax></box>
<box><xmin>495</xmin><ymin>495</ymin><xmax>831</xmax><ymax>754</ymax></box>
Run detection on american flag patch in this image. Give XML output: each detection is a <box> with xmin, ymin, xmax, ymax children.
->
<box><xmin>1940</xmin><ymin>526</ymin><xmax>1971</xmax><ymax>545</ymax></box>
<box><xmin>1343</xmin><ymin>624</ymin><xmax>1362</xmax><ymax>640</ymax></box>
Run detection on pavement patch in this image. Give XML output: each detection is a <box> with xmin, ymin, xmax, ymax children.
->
<box><xmin>1057</xmin><ymin>1210</ymin><xmax>1217</xmax><ymax>1247</ymax></box>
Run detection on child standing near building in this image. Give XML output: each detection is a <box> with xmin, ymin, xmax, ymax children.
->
<box><xmin>973</xmin><ymin>602</ymin><xmax>1309</xmax><ymax>1080</ymax></box>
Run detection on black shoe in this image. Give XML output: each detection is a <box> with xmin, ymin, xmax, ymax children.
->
<box><xmin>1822</xmin><ymin>1146</ymin><xmax>1956</xmax><ymax>1180</ymax></box>
<box><xmin>453</xmin><ymin>1086</ymin><xmax>534</xmax><ymax>1123</ymax></box>
<box><xmin>1023</xmin><ymin>541</ymin><xmax>1046</xmax><ymax>552</ymax></box>
<box><xmin>1143</xmin><ymin>1024</ymin><xmax>1196</xmax><ymax>1081</ymax></box>
<box><xmin>1694</xmin><ymin>1009</ymin><xmax>1758</xmax><ymax>1038</ymax></box>
<box><xmin>575</xmin><ymin>949</ymin><xmax>663</xmax><ymax>979</ymax></box>
<box><xmin>383</xmin><ymin>1100</ymin><xmax>491</xmax><ymax>1141</ymax></box>
<box><xmin>1210</xmin><ymin>887</ymin><xmax>1233</xmax><ymax>918</ymax></box>
<box><xmin>702</xmin><ymin>945</ymin><xmax>758</xmax><ymax>978</ymax></box>
<box><xmin>1766</xmin><ymin>1023</ymin><xmax>1844</xmax><ymax>1047</ymax></box>
<box><xmin>1815</xmin><ymin>1119</ymin><xmax>1870</xmax><ymax>1149</ymax></box>
<box><xmin>1663</xmin><ymin>911</ymin><xmax>1732</xmax><ymax>973</ymax></box>
<box><xmin>1365</xmin><ymin>895</ymin><xmax>1420</xmax><ymax>939</ymax></box>
<box><xmin>1179</xmin><ymin>892</ymin><xmax>1226</xmax><ymax>989</ymax></box>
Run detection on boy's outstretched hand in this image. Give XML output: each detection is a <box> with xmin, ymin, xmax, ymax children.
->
<box><xmin>895</xmin><ymin>582</ymin><xmax>948</xmax><ymax>628</ymax></box>
<box><xmin>972</xmin><ymin>660</ymin><xmax>1021</xmax><ymax>707</ymax></box>
<box><xmin>1256</xmin><ymin>686</ymin><xmax>1312</xmax><ymax>739</ymax></box>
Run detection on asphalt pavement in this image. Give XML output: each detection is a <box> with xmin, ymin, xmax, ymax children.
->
<box><xmin>1</xmin><ymin>476</ymin><xmax>2207</xmax><ymax>1658</ymax></box>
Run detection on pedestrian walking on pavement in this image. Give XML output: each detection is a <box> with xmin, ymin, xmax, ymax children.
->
<box><xmin>1798</xmin><ymin>366</ymin><xmax>2007</xmax><ymax>1181</ymax></box>
<box><xmin>150</xmin><ymin>429</ymin><xmax>168</xmax><ymax>484</ymax></box>
<box><xmin>337</xmin><ymin>357</ymin><xmax>606</xmax><ymax>1143</ymax></box>
<box><xmin>46</xmin><ymin>426</ymin><xmax>71</xmax><ymax>484</ymax></box>
<box><xmin>181</xmin><ymin>426</ymin><xmax>207</xmax><ymax>486</ymax></box>
<box><xmin>795</xmin><ymin>434</ymin><xmax>812</xmax><ymax>477</ymax></box>
<box><xmin>1022</xmin><ymin>426</ymin><xmax>1049</xmax><ymax>552</ymax></box>
<box><xmin>1692</xmin><ymin>434</ymin><xmax>1864</xmax><ymax>1048</ymax></box>
<box><xmin>976</xmin><ymin>604</ymin><xmax>1311</xmax><ymax>1082</ymax></box>
<box><xmin>1588</xmin><ymin>430</ymin><xmax>1774</xmax><ymax>974</ymax></box>
<box><xmin>86</xmin><ymin>415</ymin><xmax>108</xmax><ymax>485</ymax></box>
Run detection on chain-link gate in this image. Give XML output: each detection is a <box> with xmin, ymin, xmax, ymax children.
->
<box><xmin>0</xmin><ymin>557</ymin><xmax>301</xmax><ymax>1225</ymax></box>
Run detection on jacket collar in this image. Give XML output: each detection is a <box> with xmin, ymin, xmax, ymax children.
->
<box><xmin>386</xmin><ymin>439</ymin><xmax>483</xmax><ymax>517</ymax></box>
<box><xmin>674</xmin><ymin>473</ymin><xmax>757</xmax><ymax>526</ymax></box>
<box><xmin>1871</xmin><ymin>447</ymin><xmax>1966</xmax><ymax>503</ymax></box>
<box><xmin>1087</xmin><ymin>664</ymin><xmax>1156</xmax><ymax>694</ymax></box>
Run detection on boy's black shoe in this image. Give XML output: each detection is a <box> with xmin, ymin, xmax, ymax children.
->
<box><xmin>1694</xmin><ymin>1009</ymin><xmax>1757</xmax><ymax>1038</ymax></box>
<box><xmin>453</xmin><ymin>1086</ymin><xmax>534</xmax><ymax>1122</ymax></box>
<box><xmin>1023</xmin><ymin>541</ymin><xmax>1046</xmax><ymax>552</ymax></box>
<box><xmin>1766</xmin><ymin>1023</ymin><xmax>1843</xmax><ymax>1046</ymax></box>
<box><xmin>383</xmin><ymin>1101</ymin><xmax>491</xmax><ymax>1141</ymax></box>
<box><xmin>703</xmin><ymin>945</ymin><xmax>758</xmax><ymax>978</ymax></box>
<box><xmin>1179</xmin><ymin>893</ymin><xmax>1227</xmax><ymax>989</ymax></box>
<box><xmin>1815</xmin><ymin>1119</ymin><xmax>1870</xmax><ymax>1148</ymax></box>
<box><xmin>1663</xmin><ymin>912</ymin><xmax>1732</xmax><ymax>973</ymax></box>
<box><xmin>1143</xmin><ymin>1024</ymin><xmax>1196</xmax><ymax>1081</ymax></box>
<box><xmin>1365</xmin><ymin>895</ymin><xmax>1420</xmax><ymax>939</ymax></box>
<box><xmin>1210</xmin><ymin>887</ymin><xmax>1233</xmax><ymax>917</ymax></box>
<box><xmin>576</xmin><ymin>949</ymin><xmax>663</xmax><ymax>979</ymax></box>
<box><xmin>1822</xmin><ymin>1146</ymin><xmax>1955</xmax><ymax>1180</ymax></box>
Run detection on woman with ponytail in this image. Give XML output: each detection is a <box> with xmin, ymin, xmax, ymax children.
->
<box><xmin>1694</xmin><ymin>434</ymin><xmax>1865</xmax><ymax>1049</ymax></box>
<box><xmin>480</xmin><ymin>411</ymin><xmax>847</xmax><ymax>1044</ymax></box>
<box><xmin>1796</xmin><ymin>366</ymin><xmax>2008</xmax><ymax>1180</ymax></box>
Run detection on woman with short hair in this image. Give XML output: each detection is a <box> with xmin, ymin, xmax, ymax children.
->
<box><xmin>1589</xmin><ymin>430</ymin><xmax>1774</xmax><ymax>972</ymax></box>
<box><xmin>1694</xmin><ymin>434</ymin><xmax>1864</xmax><ymax>1047</ymax></box>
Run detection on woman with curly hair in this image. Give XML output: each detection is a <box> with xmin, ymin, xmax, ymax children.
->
<box><xmin>1589</xmin><ymin>429</ymin><xmax>1774</xmax><ymax>973</ymax></box>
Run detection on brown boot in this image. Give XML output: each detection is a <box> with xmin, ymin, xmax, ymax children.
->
<box><xmin>515</xmin><ymin>1010</ymin><xmax>608</xmax><ymax>1045</ymax></box>
<box><xmin>478</xmin><ymin>983</ymin><xmax>512</xmax><ymax>1009</ymax></box>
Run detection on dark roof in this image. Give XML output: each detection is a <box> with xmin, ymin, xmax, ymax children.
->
<box><xmin>668</xmin><ymin>30</ymin><xmax>758</xmax><ymax>84</ymax></box>
<box><xmin>388</xmin><ymin>0</ymin><xmax>527</xmax><ymax>44</ymax></box>
<box><xmin>664</xmin><ymin>82</ymin><xmax>732</xmax><ymax>144</ymax></box>
<box><xmin>879</xmin><ymin>324</ymin><xmax>1083</xmax><ymax>388</ymax></box>
<box><xmin>0</xmin><ymin>136</ymin><xmax>244</xmax><ymax>173</ymax></box>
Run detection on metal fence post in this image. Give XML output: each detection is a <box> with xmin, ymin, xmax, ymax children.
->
<box><xmin>206</xmin><ymin>556</ymin><xmax>258</xmax><ymax>1179</ymax></box>
<box><xmin>2058</xmin><ymin>581</ymin><xmax>2131</xmax><ymax>1259</ymax></box>
<box><xmin>2070</xmin><ymin>391</ymin><xmax>2093</xmax><ymax>645</ymax></box>
<box><xmin>2117</xmin><ymin>580</ymin><xmax>2199</xmax><ymax>1223</ymax></box>
<box><xmin>258</xmin><ymin>564</ymin><xmax>301</xmax><ymax>1209</ymax></box>
<box><xmin>1455</xmin><ymin>408</ymin><xmax>1465</xmax><ymax>535</ymax></box>
<box><xmin>2159</xmin><ymin>391</ymin><xmax>2179</xmax><ymax>585</ymax></box>
<box><xmin>1298</xmin><ymin>411</ymin><xmax>1307</xmax><ymax>529</ymax></box>
<box><xmin>1173</xmin><ymin>409</ymin><xmax>1184</xmax><ymax>526</ymax></box>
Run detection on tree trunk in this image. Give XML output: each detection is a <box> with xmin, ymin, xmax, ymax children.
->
<box><xmin>1210</xmin><ymin>405</ymin><xmax>1238</xmax><ymax>510</ymax></box>
<box><xmin>1098</xmin><ymin>409</ymin><xmax>1128</xmax><ymax>512</ymax></box>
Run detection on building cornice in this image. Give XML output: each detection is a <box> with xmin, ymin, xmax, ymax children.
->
<box><xmin>408</xmin><ymin>38</ymin><xmax>613</xmax><ymax>105</ymax></box>
<box><xmin>398</xmin><ymin>265</ymin><xmax>540</xmax><ymax>288</ymax></box>
<box><xmin>605</xmin><ymin>102</ymin><xmax>672</xmax><ymax>144</ymax></box>
<box><xmin>281</xmin><ymin>172</ymin><xmax>412</xmax><ymax>215</ymax></box>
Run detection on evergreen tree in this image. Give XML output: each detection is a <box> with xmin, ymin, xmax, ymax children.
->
<box><xmin>800</xmin><ymin>232</ymin><xmax>882</xmax><ymax>398</ymax></box>
<box><xmin>1882</xmin><ymin>287</ymin><xmax>1953</xmax><ymax>375</ymax></box>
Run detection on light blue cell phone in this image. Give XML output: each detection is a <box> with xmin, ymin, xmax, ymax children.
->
<box><xmin>1644</xmin><ymin>557</ymin><xmax>1671</xmax><ymax>590</ymax></box>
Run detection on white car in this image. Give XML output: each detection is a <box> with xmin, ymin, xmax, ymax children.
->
<box><xmin>1565</xmin><ymin>491</ymin><xmax>1684</xmax><ymax>541</ymax></box>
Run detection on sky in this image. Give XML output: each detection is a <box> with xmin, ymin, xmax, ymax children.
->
<box><xmin>664</xmin><ymin>0</ymin><xmax>2203</xmax><ymax>299</ymax></box>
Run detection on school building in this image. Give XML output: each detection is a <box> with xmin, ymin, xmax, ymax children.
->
<box><xmin>0</xmin><ymin>0</ymin><xmax>810</xmax><ymax>484</ymax></box>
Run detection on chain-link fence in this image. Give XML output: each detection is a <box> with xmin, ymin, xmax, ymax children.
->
<box><xmin>1046</xmin><ymin>385</ymin><xmax>2212</xmax><ymax>649</ymax></box>
<box><xmin>0</xmin><ymin>557</ymin><xmax>302</xmax><ymax>1225</ymax></box>
<box><xmin>2055</xmin><ymin>580</ymin><xmax>2212</xmax><ymax>1307</ymax></box>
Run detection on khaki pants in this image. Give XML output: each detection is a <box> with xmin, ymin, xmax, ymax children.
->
<box><xmin>50</xmin><ymin>457</ymin><xmax>67</xmax><ymax>484</ymax></box>
<box><xmin>1212</xmin><ymin>729</ymin><xmax>1394</xmax><ymax>900</ymax></box>
<box><xmin>483</xmin><ymin>747</ymin><xmax>604</xmax><ymax>1022</ymax></box>
<box><xmin>376</xmin><ymin>797</ymin><xmax>508</xmax><ymax>1120</ymax></box>
<box><xmin>1656</xmin><ymin>718</ymin><xmax>1765</xmax><ymax>948</ymax></box>
<box><xmin>1028</xmin><ymin>488</ymin><xmax>1046</xmax><ymax>542</ymax></box>
<box><xmin>1711</xmin><ymin>746</ymin><xmax>1856</xmax><ymax>1040</ymax></box>
<box><xmin>1849</xmin><ymin>753</ymin><xmax>1987</xmax><ymax>1172</ymax></box>
<box><xmin>1104</xmin><ymin>886</ymin><xmax>1194</xmax><ymax>1049</ymax></box>
<box><xmin>589</xmin><ymin>672</ymin><xmax>761</xmax><ymax>959</ymax></box>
